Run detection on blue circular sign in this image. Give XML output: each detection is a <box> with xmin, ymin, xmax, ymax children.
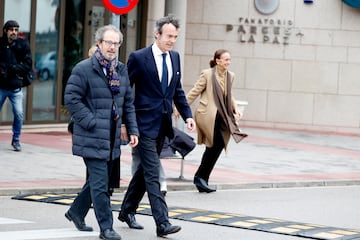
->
<box><xmin>102</xmin><ymin>0</ymin><xmax>139</xmax><ymax>14</ymax></box>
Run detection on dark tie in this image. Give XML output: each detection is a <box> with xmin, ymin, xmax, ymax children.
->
<box><xmin>161</xmin><ymin>53</ymin><xmax>168</xmax><ymax>94</ymax></box>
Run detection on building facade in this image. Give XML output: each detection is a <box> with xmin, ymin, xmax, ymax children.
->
<box><xmin>1</xmin><ymin>0</ymin><xmax>360</xmax><ymax>135</ymax></box>
<box><xmin>0</xmin><ymin>0</ymin><xmax>149</xmax><ymax>124</ymax></box>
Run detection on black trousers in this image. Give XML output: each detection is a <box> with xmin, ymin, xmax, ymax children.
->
<box><xmin>121</xmin><ymin>135</ymin><xmax>169</xmax><ymax>225</ymax></box>
<box><xmin>70</xmin><ymin>158</ymin><xmax>113</xmax><ymax>231</ymax></box>
<box><xmin>195</xmin><ymin>113</ymin><xmax>226</xmax><ymax>182</ymax></box>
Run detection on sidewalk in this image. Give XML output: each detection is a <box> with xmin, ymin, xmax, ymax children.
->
<box><xmin>0</xmin><ymin>124</ymin><xmax>360</xmax><ymax>196</ymax></box>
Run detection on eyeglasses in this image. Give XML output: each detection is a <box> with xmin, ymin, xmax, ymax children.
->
<box><xmin>102</xmin><ymin>39</ymin><xmax>121</xmax><ymax>48</ymax></box>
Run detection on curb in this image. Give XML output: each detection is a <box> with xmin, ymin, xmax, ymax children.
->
<box><xmin>2</xmin><ymin>180</ymin><xmax>360</xmax><ymax>197</ymax></box>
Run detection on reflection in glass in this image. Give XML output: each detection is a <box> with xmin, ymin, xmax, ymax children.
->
<box><xmin>61</xmin><ymin>0</ymin><xmax>85</xmax><ymax>119</ymax></box>
<box><xmin>32</xmin><ymin>0</ymin><xmax>59</xmax><ymax>121</ymax></box>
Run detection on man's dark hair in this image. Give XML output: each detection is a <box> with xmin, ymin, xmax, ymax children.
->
<box><xmin>154</xmin><ymin>15</ymin><xmax>180</xmax><ymax>35</ymax></box>
<box><xmin>3</xmin><ymin>20</ymin><xmax>19</xmax><ymax>32</ymax></box>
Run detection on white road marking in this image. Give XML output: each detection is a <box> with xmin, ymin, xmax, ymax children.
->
<box><xmin>0</xmin><ymin>217</ymin><xmax>33</xmax><ymax>224</ymax></box>
<box><xmin>0</xmin><ymin>228</ymin><xmax>99</xmax><ymax>239</ymax></box>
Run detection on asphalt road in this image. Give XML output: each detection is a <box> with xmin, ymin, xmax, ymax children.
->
<box><xmin>1</xmin><ymin>186</ymin><xmax>359</xmax><ymax>240</ymax></box>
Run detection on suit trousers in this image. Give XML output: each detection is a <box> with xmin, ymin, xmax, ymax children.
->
<box><xmin>121</xmin><ymin>136</ymin><xmax>169</xmax><ymax>225</ymax></box>
<box><xmin>69</xmin><ymin>158</ymin><xmax>113</xmax><ymax>231</ymax></box>
<box><xmin>131</xmin><ymin>153</ymin><xmax>167</xmax><ymax>191</ymax></box>
<box><xmin>195</xmin><ymin>113</ymin><xmax>226</xmax><ymax>182</ymax></box>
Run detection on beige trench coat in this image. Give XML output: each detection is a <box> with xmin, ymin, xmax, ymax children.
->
<box><xmin>186</xmin><ymin>67</ymin><xmax>239</xmax><ymax>149</ymax></box>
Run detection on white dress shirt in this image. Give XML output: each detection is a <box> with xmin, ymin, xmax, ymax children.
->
<box><xmin>152</xmin><ymin>43</ymin><xmax>172</xmax><ymax>86</ymax></box>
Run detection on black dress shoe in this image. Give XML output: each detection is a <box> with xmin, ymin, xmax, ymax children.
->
<box><xmin>194</xmin><ymin>176</ymin><xmax>216</xmax><ymax>193</ymax></box>
<box><xmin>65</xmin><ymin>210</ymin><xmax>93</xmax><ymax>231</ymax></box>
<box><xmin>118</xmin><ymin>211</ymin><xmax>144</xmax><ymax>229</ymax></box>
<box><xmin>99</xmin><ymin>229</ymin><xmax>122</xmax><ymax>240</ymax></box>
<box><xmin>161</xmin><ymin>190</ymin><xmax>167</xmax><ymax>197</ymax></box>
<box><xmin>156</xmin><ymin>222</ymin><xmax>181</xmax><ymax>237</ymax></box>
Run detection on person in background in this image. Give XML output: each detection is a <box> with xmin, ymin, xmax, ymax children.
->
<box><xmin>88</xmin><ymin>44</ymin><xmax>97</xmax><ymax>57</ymax></box>
<box><xmin>118</xmin><ymin>15</ymin><xmax>196</xmax><ymax>237</ymax></box>
<box><xmin>64</xmin><ymin>24</ymin><xmax>138</xmax><ymax>240</ymax></box>
<box><xmin>185</xmin><ymin>49</ymin><xmax>247</xmax><ymax>193</ymax></box>
<box><xmin>0</xmin><ymin>20</ymin><xmax>33</xmax><ymax>152</ymax></box>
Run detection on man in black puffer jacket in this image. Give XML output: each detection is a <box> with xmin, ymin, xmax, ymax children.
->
<box><xmin>64</xmin><ymin>25</ymin><xmax>139</xmax><ymax>240</ymax></box>
<box><xmin>0</xmin><ymin>20</ymin><xmax>33</xmax><ymax>151</ymax></box>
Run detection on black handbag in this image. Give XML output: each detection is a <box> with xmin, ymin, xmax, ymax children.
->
<box><xmin>67</xmin><ymin>116</ymin><xmax>74</xmax><ymax>134</ymax></box>
<box><xmin>22</xmin><ymin>70</ymin><xmax>34</xmax><ymax>87</ymax></box>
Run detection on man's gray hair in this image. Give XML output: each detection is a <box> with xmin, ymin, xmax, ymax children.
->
<box><xmin>95</xmin><ymin>25</ymin><xmax>123</xmax><ymax>44</ymax></box>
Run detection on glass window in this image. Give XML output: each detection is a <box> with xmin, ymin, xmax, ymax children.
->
<box><xmin>62</xmin><ymin>0</ymin><xmax>85</xmax><ymax>111</ymax></box>
<box><xmin>0</xmin><ymin>0</ymin><xmax>31</xmax><ymax>122</ymax></box>
<box><xmin>32</xmin><ymin>0</ymin><xmax>59</xmax><ymax>121</ymax></box>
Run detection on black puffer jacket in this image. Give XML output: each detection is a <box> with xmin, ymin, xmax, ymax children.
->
<box><xmin>0</xmin><ymin>36</ymin><xmax>32</xmax><ymax>90</ymax></box>
<box><xmin>64</xmin><ymin>56</ymin><xmax>138</xmax><ymax>161</ymax></box>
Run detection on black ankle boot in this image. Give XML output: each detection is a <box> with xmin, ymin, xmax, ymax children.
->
<box><xmin>193</xmin><ymin>176</ymin><xmax>216</xmax><ymax>193</ymax></box>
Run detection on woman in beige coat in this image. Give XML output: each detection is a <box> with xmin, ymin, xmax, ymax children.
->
<box><xmin>186</xmin><ymin>49</ymin><xmax>246</xmax><ymax>193</ymax></box>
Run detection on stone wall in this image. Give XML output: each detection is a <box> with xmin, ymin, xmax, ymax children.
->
<box><xmin>184</xmin><ymin>0</ymin><xmax>360</xmax><ymax>134</ymax></box>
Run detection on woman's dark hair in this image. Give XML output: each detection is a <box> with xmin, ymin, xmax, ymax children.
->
<box><xmin>154</xmin><ymin>15</ymin><xmax>180</xmax><ymax>35</ymax></box>
<box><xmin>209</xmin><ymin>49</ymin><xmax>229</xmax><ymax>68</ymax></box>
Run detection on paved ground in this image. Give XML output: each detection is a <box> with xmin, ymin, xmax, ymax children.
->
<box><xmin>4</xmin><ymin>186</ymin><xmax>360</xmax><ymax>240</ymax></box>
<box><xmin>0</xmin><ymin>124</ymin><xmax>360</xmax><ymax>195</ymax></box>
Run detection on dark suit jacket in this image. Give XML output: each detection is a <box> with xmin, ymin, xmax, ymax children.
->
<box><xmin>127</xmin><ymin>45</ymin><xmax>192</xmax><ymax>139</ymax></box>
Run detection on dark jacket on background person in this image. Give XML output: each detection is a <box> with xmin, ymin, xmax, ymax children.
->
<box><xmin>0</xmin><ymin>35</ymin><xmax>32</xmax><ymax>90</ymax></box>
<box><xmin>64</xmin><ymin>55</ymin><xmax>138</xmax><ymax>161</ymax></box>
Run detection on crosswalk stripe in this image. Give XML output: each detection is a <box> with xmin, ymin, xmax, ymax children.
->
<box><xmin>0</xmin><ymin>217</ymin><xmax>33</xmax><ymax>225</ymax></box>
<box><xmin>0</xmin><ymin>228</ymin><xmax>99</xmax><ymax>239</ymax></box>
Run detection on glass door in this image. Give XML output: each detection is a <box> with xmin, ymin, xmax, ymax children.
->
<box><xmin>32</xmin><ymin>0</ymin><xmax>59</xmax><ymax>121</ymax></box>
<box><xmin>61</xmin><ymin>0</ymin><xmax>86</xmax><ymax>118</ymax></box>
<box><xmin>0</xmin><ymin>0</ymin><xmax>31</xmax><ymax>123</ymax></box>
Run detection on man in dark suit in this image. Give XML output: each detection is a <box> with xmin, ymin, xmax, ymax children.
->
<box><xmin>118</xmin><ymin>15</ymin><xmax>196</xmax><ymax>237</ymax></box>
